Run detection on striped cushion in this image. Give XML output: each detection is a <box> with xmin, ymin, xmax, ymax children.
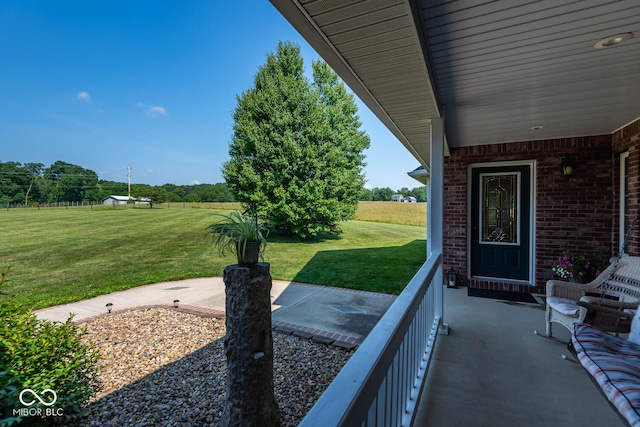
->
<box><xmin>573</xmin><ymin>323</ymin><xmax>640</xmax><ymax>427</ymax></box>
<box><xmin>547</xmin><ymin>296</ymin><xmax>580</xmax><ymax>316</ymax></box>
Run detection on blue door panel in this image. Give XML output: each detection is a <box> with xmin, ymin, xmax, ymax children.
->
<box><xmin>471</xmin><ymin>165</ymin><xmax>531</xmax><ymax>281</ymax></box>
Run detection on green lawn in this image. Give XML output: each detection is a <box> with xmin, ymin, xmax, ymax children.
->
<box><xmin>355</xmin><ymin>201</ymin><xmax>426</xmax><ymax>227</ymax></box>
<box><xmin>0</xmin><ymin>205</ymin><xmax>426</xmax><ymax>310</ymax></box>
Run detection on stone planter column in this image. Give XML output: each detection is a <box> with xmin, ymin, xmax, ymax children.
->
<box><xmin>221</xmin><ymin>263</ymin><xmax>280</xmax><ymax>427</ymax></box>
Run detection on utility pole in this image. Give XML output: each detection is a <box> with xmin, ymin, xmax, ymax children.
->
<box><xmin>127</xmin><ymin>164</ymin><xmax>132</xmax><ymax>198</ymax></box>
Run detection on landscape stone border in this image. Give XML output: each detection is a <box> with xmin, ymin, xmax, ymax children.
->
<box><xmin>73</xmin><ymin>303</ymin><xmax>361</xmax><ymax>350</ymax></box>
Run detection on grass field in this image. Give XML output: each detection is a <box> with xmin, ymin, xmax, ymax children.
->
<box><xmin>194</xmin><ymin>201</ymin><xmax>427</xmax><ymax>227</ymax></box>
<box><xmin>355</xmin><ymin>201</ymin><xmax>426</xmax><ymax>227</ymax></box>
<box><xmin>1</xmin><ymin>203</ymin><xmax>426</xmax><ymax>310</ymax></box>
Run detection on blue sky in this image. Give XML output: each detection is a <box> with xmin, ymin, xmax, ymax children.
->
<box><xmin>0</xmin><ymin>1</ymin><xmax>422</xmax><ymax>190</ymax></box>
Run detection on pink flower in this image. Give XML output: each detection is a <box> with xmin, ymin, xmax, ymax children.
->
<box><xmin>553</xmin><ymin>251</ymin><xmax>600</xmax><ymax>281</ymax></box>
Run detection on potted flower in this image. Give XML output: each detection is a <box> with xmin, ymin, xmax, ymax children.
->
<box><xmin>552</xmin><ymin>251</ymin><xmax>601</xmax><ymax>283</ymax></box>
<box><xmin>209</xmin><ymin>211</ymin><xmax>268</xmax><ymax>266</ymax></box>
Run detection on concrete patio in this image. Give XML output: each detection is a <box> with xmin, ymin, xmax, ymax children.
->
<box><xmin>414</xmin><ymin>286</ymin><xmax>626</xmax><ymax>426</ymax></box>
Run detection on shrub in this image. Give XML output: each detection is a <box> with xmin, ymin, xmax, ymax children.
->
<box><xmin>0</xmin><ymin>266</ymin><xmax>100</xmax><ymax>426</ymax></box>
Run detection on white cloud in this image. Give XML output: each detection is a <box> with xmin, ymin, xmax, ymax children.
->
<box><xmin>147</xmin><ymin>106</ymin><xmax>167</xmax><ymax>118</ymax></box>
<box><xmin>75</xmin><ymin>91</ymin><xmax>91</xmax><ymax>103</ymax></box>
<box><xmin>145</xmin><ymin>168</ymin><xmax>154</xmax><ymax>174</ymax></box>
<box><xmin>136</xmin><ymin>103</ymin><xmax>168</xmax><ymax>118</ymax></box>
<box><xmin>191</xmin><ymin>179</ymin><xmax>201</xmax><ymax>185</ymax></box>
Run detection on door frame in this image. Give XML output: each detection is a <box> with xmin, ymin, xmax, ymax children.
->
<box><xmin>620</xmin><ymin>151</ymin><xmax>630</xmax><ymax>255</ymax></box>
<box><xmin>467</xmin><ymin>160</ymin><xmax>537</xmax><ymax>285</ymax></box>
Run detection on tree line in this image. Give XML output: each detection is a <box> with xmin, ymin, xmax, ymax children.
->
<box><xmin>1</xmin><ymin>160</ymin><xmax>426</xmax><ymax>206</ymax></box>
<box><xmin>359</xmin><ymin>186</ymin><xmax>426</xmax><ymax>202</ymax></box>
<box><xmin>0</xmin><ymin>160</ymin><xmax>234</xmax><ymax>205</ymax></box>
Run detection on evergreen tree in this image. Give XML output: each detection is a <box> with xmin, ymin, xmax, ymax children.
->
<box><xmin>223</xmin><ymin>41</ymin><xmax>370</xmax><ymax>238</ymax></box>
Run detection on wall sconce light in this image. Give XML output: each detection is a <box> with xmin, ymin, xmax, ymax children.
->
<box><xmin>173</xmin><ymin>299</ymin><xmax>180</xmax><ymax>308</ymax></box>
<box><xmin>447</xmin><ymin>267</ymin><xmax>458</xmax><ymax>288</ymax></box>
<box><xmin>561</xmin><ymin>157</ymin><xmax>573</xmax><ymax>177</ymax></box>
<box><xmin>106</xmin><ymin>302</ymin><xmax>113</xmax><ymax>313</ymax></box>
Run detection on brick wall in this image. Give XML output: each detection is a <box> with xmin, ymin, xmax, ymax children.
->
<box><xmin>443</xmin><ymin>134</ymin><xmax>618</xmax><ymax>293</ymax></box>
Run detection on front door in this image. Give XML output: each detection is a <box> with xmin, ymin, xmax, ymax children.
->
<box><xmin>470</xmin><ymin>164</ymin><xmax>532</xmax><ymax>281</ymax></box>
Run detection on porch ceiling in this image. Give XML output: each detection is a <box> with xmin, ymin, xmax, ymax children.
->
<box><xmin>271</xmin><ymin>0</ymin><xmax>640</xmax><ymax>169</ymax></box>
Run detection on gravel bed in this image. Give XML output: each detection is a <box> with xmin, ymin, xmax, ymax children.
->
<box><xmin>79</xmin><ymin>307</ymin><xmax>354</xmax><ymax>426</ymax></box>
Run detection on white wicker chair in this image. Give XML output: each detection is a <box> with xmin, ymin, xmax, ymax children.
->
<box><xmin>545</xmin><ymin>256</ymin><xmax>640</xmax><ymax>337</ymax></box>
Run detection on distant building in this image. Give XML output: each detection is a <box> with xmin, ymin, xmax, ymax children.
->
<box><xmin>404</xmin><ymin>196</ymin><xmax>417</xmax><ymax>203</ymax></box>
<box><xmin>392</xmin><ymin>194</ymin><xmax>404</xmax><ymax>202</ymax></box>
<box><xmin>135</xmin><ymin>197</ymin><xmax>151</xmax><ymax>205</ymax></box>
<box><xmin>102</xmin><ymin>195</ymin><xmax>133</xmax><ymax>205</ymax></box>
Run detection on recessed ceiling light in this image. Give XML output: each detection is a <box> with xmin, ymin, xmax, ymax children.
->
<box><xmin>593</xmin><ymin>32</ymin><xmax>634</xmax><ymax>49</ymax></box>
<box><xmin>530</xmin><ymin>125</ymin><xmax>545</xmax><ymax>130</ymax></box>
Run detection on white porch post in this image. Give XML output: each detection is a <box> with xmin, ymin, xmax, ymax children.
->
<box><xmin>428</xmin><ymin>117</ymin><xmax>448</xmax><ymax>334</ymax></box>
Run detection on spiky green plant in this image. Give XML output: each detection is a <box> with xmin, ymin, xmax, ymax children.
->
<box><xmin>208</xmin><ymin>211</ymin><xmax>268</xmax><ymax>261</ymax></box>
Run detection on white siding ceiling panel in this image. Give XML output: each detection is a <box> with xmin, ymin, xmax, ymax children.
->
<box><xmin>419</xmin><ymin>0</ymin><xmax>640</xmax><ymax>147</ymax></box>
<box><xmin>272</xmin><ymin>0</ymin><xmax>640</xmax><ymax>167</ymax></box>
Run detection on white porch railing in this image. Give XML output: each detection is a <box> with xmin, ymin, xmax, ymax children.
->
<box><xmin>299</xmin><ymin>252</ymin><xmax>443</xmax><ymax>427</ymax></box>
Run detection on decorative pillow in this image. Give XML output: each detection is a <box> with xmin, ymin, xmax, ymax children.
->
<box><xmin>547</xmin><ymin>296</ymin><xmax>580</xmax><ymax>316</ymax></box>
<box><xmin>628</xmin><ymin>309</ymin><xmax>640</xmax><ymax>345</ymax></box>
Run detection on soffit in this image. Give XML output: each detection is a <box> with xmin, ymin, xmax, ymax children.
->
<box><xmin>272</xmin><ymin>0</ymin><xmax>640</xmax><ymax>167</ymax></box>
<box><xmin>419</xmin><ymin>0</ymin><xmax>640</xmax><ymax>148</ymax></box>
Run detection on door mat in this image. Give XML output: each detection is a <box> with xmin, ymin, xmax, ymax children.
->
<box><xmin>467</xmin><ymin>287</ymin><xmax>538</xmax><ymax>303</ymax></box>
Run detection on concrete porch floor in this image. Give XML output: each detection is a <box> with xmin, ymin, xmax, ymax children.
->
<box><xmin>414</xmin><ymin>286</ymin><xmax>626</xmax><ymax>426</ymax></box>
